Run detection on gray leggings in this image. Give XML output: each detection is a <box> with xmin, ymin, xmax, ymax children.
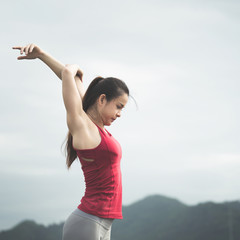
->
<box><xmin>62</xmin><ymin>209</ymin><xmax>114</xmax><ymax>240</ymax></box>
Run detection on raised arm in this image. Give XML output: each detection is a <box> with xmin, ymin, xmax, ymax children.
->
<box><xmin>12</xmin><ymin>44</ymin><xmax>85</xmax><ymax>99</ymax></box>
<box><xmin>61</xmin><ymin>64</ymin><xmax>86</xmax><ymax>134</ymax></box>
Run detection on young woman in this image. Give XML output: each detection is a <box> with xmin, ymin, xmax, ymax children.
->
<box><xmin>13</xmin><ymin>44</ymin><xmax>129</xmax><ymax>240</ymax></box>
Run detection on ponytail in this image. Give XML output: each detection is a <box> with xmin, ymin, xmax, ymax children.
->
<box><xmin>65</xmin><ymin>131</ymin><xmax>77</xmax><ymax>169</ymax></box>
<box><xmin>83</xmin><ymin>77</ymin><xmax>104</xmax><ymax>112</ymax></box>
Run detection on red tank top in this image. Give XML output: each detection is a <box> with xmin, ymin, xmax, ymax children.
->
<box><xmin>74</xmin><ymin>124</ymin><xmax>123</xmax><ymax>219</ymax></box>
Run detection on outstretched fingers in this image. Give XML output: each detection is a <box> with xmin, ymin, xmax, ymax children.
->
<box><xmin>12</xmin><ymin>45</ymin><xmax>26</xmax><ymax>56</ymax></box>
<box><xmin>12</xmin><ymin>46</ymin><xmax>24</xmax><ymax>60</ymax></box>
<box><xmin>12</xmin><ymin>46</ymin><xmax>22</xmax><ymax>54</ymax></box>
<box><xmin>12</xmin><ymin>44</ymin><xmax>37</xmax><ymax>60</ymax></box>
<box><xmin>17</xmin><ymin>55</ymin><xmax>27</xmax><ymax>60</ymax></box>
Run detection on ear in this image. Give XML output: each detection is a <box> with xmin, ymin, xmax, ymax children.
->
<box><xmin>98</xmin><ymin>94</ymin><xmax>107</xmax><ymax>106</ymax></box>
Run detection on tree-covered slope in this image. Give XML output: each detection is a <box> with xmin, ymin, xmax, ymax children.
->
<box><xmin>1</xmin><ymin>195</ymin><xmax>240</xmax><ymax>240</ymax></box>
<box><xmin>112</xmin><ymin>195</ymin><xmax>240</xmax><ymax>240</ymax></box>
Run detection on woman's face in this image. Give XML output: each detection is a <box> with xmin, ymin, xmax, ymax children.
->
<box><xmin>99</xmin><ymin>93</ymin><xmax>128</xmax><ymax>126</ymax></box>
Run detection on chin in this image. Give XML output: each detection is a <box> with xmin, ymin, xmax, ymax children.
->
<box><xmin>104</xmin><ymin>119</ymin><xmax>114</xmax><ymax>126</ymax></box>
<box><xmin>104</xmin><ymin>120</ymin><xmax>112</xmax><ymax>126</ymax></box>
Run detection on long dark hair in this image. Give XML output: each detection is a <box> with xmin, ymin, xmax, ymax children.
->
<box><xmin>64</xmin><ymin>77</ymin><xmax>129</xmax><ymax>168</ymax></box>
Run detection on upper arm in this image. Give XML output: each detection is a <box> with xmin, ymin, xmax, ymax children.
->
<box><xmin>62</xmin><ymin>68</ymin><xmax>86</xmax><ymax>133</ymax></box>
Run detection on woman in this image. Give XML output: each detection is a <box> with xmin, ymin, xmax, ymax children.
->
<box><xmin>13</xmin><ymin>44</ymin><xmax>129</xmax><ymax>240</ymax></box>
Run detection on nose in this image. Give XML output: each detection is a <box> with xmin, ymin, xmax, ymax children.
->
<box><xmin>116</xmin><ymin>111</ymin><xmax>121</xmax><ymax>118</ymax></box>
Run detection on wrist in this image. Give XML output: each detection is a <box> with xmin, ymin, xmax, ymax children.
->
<box><xmin>38</xmin><ymin>50</ymin><xmax>46</xmax><ymax>60</ymax></box>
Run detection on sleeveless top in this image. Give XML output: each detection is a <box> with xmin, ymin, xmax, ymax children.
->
<box><xmin>74</xmin><ymin>124</ymin><xmax>123</xmax><ymax>219</ymax></box>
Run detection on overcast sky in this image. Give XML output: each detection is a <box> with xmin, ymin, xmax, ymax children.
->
<box><xmin>1</xmin><ymin>0</ymin><xmax>240</xmax><ymax>231</ymax></box>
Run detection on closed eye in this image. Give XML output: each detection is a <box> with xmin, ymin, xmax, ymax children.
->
<box><xmin>117</xmin><ymin>103</ymin><xmax>124</xmax><ymax>109</ymax></box>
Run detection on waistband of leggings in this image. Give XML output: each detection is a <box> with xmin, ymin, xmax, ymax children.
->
<box><xmin>72</xmin><ymin>209</ymin><xmax>114</xmax><ymax>229</ymax></box>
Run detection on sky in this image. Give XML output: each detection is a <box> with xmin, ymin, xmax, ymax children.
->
<box><xmin>1</xmin><ymin>0</ymin><xmax>240</xmax><ymax>231</ymax></box>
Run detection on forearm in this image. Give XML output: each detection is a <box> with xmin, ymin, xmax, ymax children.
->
<box><xmin>38</xmin><ymin>52</ymin><xmax>85</xmax><ymax>98</ymax></box>
<box><xmin>13</xmin><ymin>44</ymin><xmax>85</xmax><ymax>98</ymax></box>
<box><xmin>38</xmin><ymin>51</ymin><xmax>64</xmax><ymax>80</ymax></box>
<box><xmin>75</xmin><ymin>77</ymin><xmax>85</xmax><ymax>99</ymax></box>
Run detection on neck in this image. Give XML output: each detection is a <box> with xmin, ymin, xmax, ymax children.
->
<box><xmin>87</xmin><ymin>108</ymin><xmax>104</xmax><ymax>129</ymax></box>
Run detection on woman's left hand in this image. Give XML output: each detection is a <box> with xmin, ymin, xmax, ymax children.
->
<box><xmin>12</xmin><ymin>44</ymin><xmax>44</xmax><ymax>60</ymax></box>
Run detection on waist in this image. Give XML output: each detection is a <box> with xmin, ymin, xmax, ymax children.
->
<box><xmin>79</xmin><ymin>189</ymin><xmax>123</xmax><ymax>219</ymax></box>
<box><xmin>72</xmin><ymin>208</ymin><xmax>114</xmax><ymax>228</ymax></box>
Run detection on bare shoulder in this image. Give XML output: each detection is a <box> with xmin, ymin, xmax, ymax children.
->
<box><xmin>71</xmin><ymin>114</ymin><xmax>101</xmax><ymax>150</ymax></box>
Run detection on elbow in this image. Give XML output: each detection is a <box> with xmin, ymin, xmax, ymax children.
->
<box><xmin>61</xmin><ymin>66</ymin><xmax>72</xmax><ymax>79</ymax></box>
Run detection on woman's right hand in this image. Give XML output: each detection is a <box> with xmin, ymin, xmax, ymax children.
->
<box><xmin>62</xmin><ymin>64</ymin><xmax>83</xmax><ymax>81</ymax></box>
<box><xmin>12</xmin><ymin>44</ymin><xmax>44</xmax><ymax>60</ymax></box>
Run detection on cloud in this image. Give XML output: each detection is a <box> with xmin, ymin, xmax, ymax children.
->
<box><xmin>1</xmin><ymin>0</ymin><xmax>240</xmax><ymax>230</ymax></box>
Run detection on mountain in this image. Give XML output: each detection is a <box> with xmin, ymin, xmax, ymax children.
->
<box><xmin>1</xmin><ymin>194</ymin><xmax>240</xmax><ymax>240</ymax></box>
<box><xmin>112</xmin><ymin>195</ymin><xmax>240</xmax><ymax>240</ymax></box>
<box><xmin>0</xmin><ymin>220</ymin><xmax>63</xmax><ymax>240</ymax></box>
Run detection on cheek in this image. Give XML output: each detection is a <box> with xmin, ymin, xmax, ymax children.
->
<box><xmin>102</xmin><ymin>107</ymin><xmax>113</xmax><ymax>117</ymax></box>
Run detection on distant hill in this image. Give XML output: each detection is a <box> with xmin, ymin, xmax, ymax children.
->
<box><xmin>0</xmin><ymin>220</ymin><xmax>63</xmax><ymax>240</ymax></box>
<box><xmin>1</xmin><ymin>194</ymin><xmax>240</xmax><ymax>240</ymax></box>
<box><xmin>112</xmin><ymin>195</ymin><xmax>240</xmax><ymax>240</ymax></box>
